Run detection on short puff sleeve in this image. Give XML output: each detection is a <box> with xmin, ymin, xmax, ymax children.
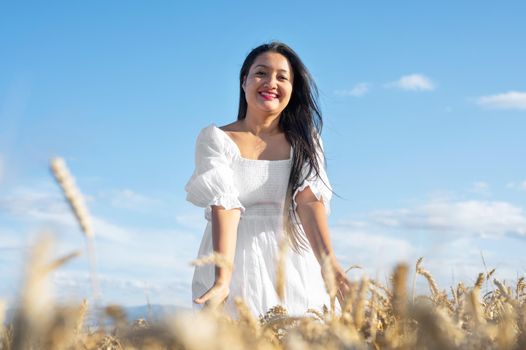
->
<box><xmin>184</xmin><ymin>125</ymin><xmax>245</xmax><ymax>221</ymax></box>
<box><xmin>292</xmin><ymin>136</ymin><xmax>333</xmax><ymax>216</ymax></box>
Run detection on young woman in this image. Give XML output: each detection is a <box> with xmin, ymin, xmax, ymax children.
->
<box><xmin>185</xmin><ymin>42</ymin><xmax>350</xmax><ymax>318</ymax></box>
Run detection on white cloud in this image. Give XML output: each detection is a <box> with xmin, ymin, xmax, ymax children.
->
<box><xmin>53</xmin><ymin>271</ymin><xmax>158</xmax><ymax>292</ymax></box>
<box><xmin>334</xmin><ymin>83</ymin><xmax>371</xmax><ymax>97</ymax></box>
<box><xmin>385</xmin><ymin>74</ymin><xmax>435</xmax><ymax>91</ymax></box>
<box><xmin>371</xmin><ymin>199</ymin><xmax>526</xmax><ymax>237</ymax></box>
<box><xmin>332</xmin><ymin>228</ymin><xmax>415</xmax><ymax>262</ymax></box>
<box><xmin>416</xmin><ymin>241</ymin><xmax>522</xmax><ymax>292</ymax></box>
<box><xmin>469</xmin><ymin>181</ymin><xmax>490</xmax><ymax>196</ymax></box>
<box><xmin>1</xmin><ymin>183</ymin><xmax>200</xmax><ymax>306</ymax></box>
<box><xmin>328</xmin><ymin>221</ymin><xmax>417</xmax><ymax>283</ymax></box>
<box><xmin>51</xmin><ymin>270</ymin><xmax>191</xmax><ymax>306</ymax></box>
<box><xmin>330</xmin><ymin>210</ymin><xmax>526</xmax><ymax>296</ymax></box>
<box><xmin>0</xmin><ymin>228</ymin><xmax>24</xmax><ymax>248</ymax></box>
<box><xmin>175</xmin><ymin>211</ymin><xmax>207</xmax><ymax>230</ymax></box>
<box><xmin>507</xmin><ymin>181</ymin><xmax>526</xmax><ymax>191</ymax></box>
<box><xmin>0</xmin><ymin>186</ymin><xmax>75</xmax><ymax>228</ymax></box>
<box><xmin>101</xmin><ymin>189</ymin><xmax>159</xmax><ymax>211</ymax></box>
<box><xmin>476</xmin><ymin>91</ymin><xmax>526</xmax><ymax>110</ymax></box>
<box><xmin>0</xmin><ymin>185</ymin><xmax>131</xmax><ymax>243</ymax></box>
<box><xmin>91</xmin><ymin>217</ymin><xmax>132</xmax><ymax>243</ymax></box>
<box><xmin>0</xmin><ymin>182</ymin><xmax>200</xmax><ymax>253</ymax></box>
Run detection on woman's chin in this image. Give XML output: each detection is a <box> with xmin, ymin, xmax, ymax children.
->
<box><xmin>253</xmin><ymin>101</ymin><xmax>284</xmax><ymax>114</ymax></box>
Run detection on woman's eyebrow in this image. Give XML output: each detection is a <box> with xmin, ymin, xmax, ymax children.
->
<box><xmin>253</xmin><ymin>64</ymin><xmax>289</xmax><ymax>73</ymax></box>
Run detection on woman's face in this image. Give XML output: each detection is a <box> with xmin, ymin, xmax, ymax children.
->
<box><xmin>242</xmin><ymin>52</ymin><xmax>294</xmax><ymax>116</ymax></box>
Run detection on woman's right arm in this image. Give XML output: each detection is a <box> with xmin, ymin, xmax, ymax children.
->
<box><xmin>193</xmin><ymin>205</ymin><xmax>241</xmax><ymax>307</ymax></box>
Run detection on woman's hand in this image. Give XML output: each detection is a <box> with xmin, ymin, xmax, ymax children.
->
<box><xmin>321</xmin><ymin>257</ymin><xmax>351</xmax><ymax>308</ymax></box>
<box><xmin>333</xmin><ymin>264</ymin><xmax>351</xmax><ymax>308</ymax></box>
<box><xmin>193</xmin><ymin>280</ymin><xmax>230</xmax><ymax>308</ymax></box>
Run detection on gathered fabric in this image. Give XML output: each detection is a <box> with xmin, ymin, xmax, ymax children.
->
<box><xmin>185</xmin><ymin>123</ymin><xmax>333</xmax><ymax>318</ymax></box>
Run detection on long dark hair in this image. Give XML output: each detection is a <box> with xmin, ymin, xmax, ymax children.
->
<box><xmin>237</xmin><ymin>41</ymin><xmax>330</xmax><ymax>252</ymax></box>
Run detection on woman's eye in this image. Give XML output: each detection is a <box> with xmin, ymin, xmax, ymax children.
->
<box><xmin>255</xmin><ymin>71</ymin><xmax>265</xmax><ymax>76</ymax></box>
<box><xmin>279</xmin><ymin>76</ymin><xmax>288</xmax><ymax>80</ymax></box>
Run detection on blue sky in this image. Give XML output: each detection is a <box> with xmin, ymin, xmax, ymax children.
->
<box><xmin>1</xmin><ymin>1</ymin><xmax>525</xmax><ymax>307</ymax></box>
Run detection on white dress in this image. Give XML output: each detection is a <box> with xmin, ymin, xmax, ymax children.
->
<box><xmin>185</xmin><ymin>123</ymin><xmax>333</xmax><ymax>318</ymax></box>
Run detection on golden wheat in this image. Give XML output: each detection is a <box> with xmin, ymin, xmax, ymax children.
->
<box><xmin>320</xmin><ymin>253</ymin><xmax>337</xmax><ymax>316</ymax></box>
<box><xmin>190</xmin><ymin>251</ymin><xmax>234</xmax><ymax>270</ymax></box>
<box><xmin>275</xmin><ymin>237</ymin><xmax>289</xmax><ymax>302</ymax></box>
<box><xmin>50</xmin><ymin>157</ymin><xmax>93</xmax><ymax>238</ymax></box>
<box><xmin>415</xmin><ymin>257</ymin><xmax>440</xmax><ymax>299</ymax></box>
<box><xmin>4</xmin><ymin>159</ymin><xmax>526</xmax><ymax>349</ymax></box>
<box><xmin>4</xmin><ymin>249</ymin><xmax>526</xmax><ymax>349</ymax></box>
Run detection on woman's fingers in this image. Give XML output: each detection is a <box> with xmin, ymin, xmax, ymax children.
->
<box><xmin>194</xmin><ymin>284</ymin><xmax>229</xmax><ymax>307</ymax></box>
<box><xmin>194</xmin><ymin>285</ymin><xmax>218</xmax><ymax>304</ymax></box>
<box><xmin>336</xmin><ymin>289</ymin><xmax>344</xmax><ymax>307</ymax></box>
<box><xmin>337</xmin><ymin>283</ymin><xmax>348</xmax><ymax>303</ymax></box>
<box><xmin>336</xmin><ymin>274</ymin><xmax>352</xmax><ymax>308</ymax></box>
<box><xmin>193</xmin><ymin>291</ymin><xmax>211</xmax><ymax>305</ymax></box>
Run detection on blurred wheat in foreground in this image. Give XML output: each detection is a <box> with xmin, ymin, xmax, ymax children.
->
<box><xmin>1</xmin><ymin>158</ymin><xmax>525</xmax><ymax>349</ymax></box>
<box><xmin>3</xmin><ymin>253</ymin><xmax>526</xmax><ymax>350</ymax></box>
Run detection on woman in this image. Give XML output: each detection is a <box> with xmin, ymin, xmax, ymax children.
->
<box><xmin>185</xmin><ymin>41</ymin><xmax>350</xmax><ymax>318</ymax></box>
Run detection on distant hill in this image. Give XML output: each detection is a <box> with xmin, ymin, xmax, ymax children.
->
<box><xmin>4</xmin><ymin>304</ymin><xmax>192</xmax><ymax>328</ymax></box>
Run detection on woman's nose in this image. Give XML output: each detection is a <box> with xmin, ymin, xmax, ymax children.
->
<box><xmin>264</xmin><ymin>75</ymin><xmax>278</xmax><ymax>88</ymax></box>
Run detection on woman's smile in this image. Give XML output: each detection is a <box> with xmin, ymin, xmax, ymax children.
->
<box><xmin>259</xmin><ymin>90</ymin><xmax>280</xmax><ymax>100</ymax></box>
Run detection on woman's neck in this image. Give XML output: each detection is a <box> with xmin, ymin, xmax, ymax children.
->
<box><xmin>242</xmin><ymin>110</ymin><xmax>282</xmax><ymax>136</ymax></box>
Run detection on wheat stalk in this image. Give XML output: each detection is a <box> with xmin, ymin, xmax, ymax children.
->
<box><xmin>391</xmin><ymin>263</ymin><xmax>409</xmax><ymax>341</ymax></box>
<box><xmin>44</xmin><ymin>250</ymin><xmax>82</xmax><ymax>275</ymax></box>
<box><xmin>345</xmin><ymin>264</ymin><xmax>362</xmax><ymax>273</ymax></box>
<box><xmin>392</xmin><ymin>264</ymin><xmax>408</xmax><ymax>319</ymax></box>
<box><xmin>353</xmin><ymin>276</ymin><xmax>369</xmax><ymax>332</ymax></box>
<box><xmin>50</xmin><ymin>157</ymin><xmax>93</xmax><ymax>238</ymax></box>
<box><xmin>516</xmin><ymin>277</ymin><xmax>525</xmax><ymax>299</ymax></box>
<box><xmin>11</xmin><ymin>234</ymin><xmax>55</xmax><ymax>349</ymax></box>
<box><xmin>75</xmin><ymin>299</ymin><xmax>89</xmax><ymax>337</ymax></box>
<box><xmin>470</xmin><ymin>272</ymin><xmax>486</xmax><ymax>325</ymax></box>
<box><xmin>234</xmin><ymin>297</ymin><xmax>260</xmax><ymax>336</ymax></box>
<box><xmin>321</xmin><ymin>253</ymin><xmax>337</xmax><ymax>316</ymax></box>
<box><xmin>415</xmin><ymin>258</ymin><xmax>440</xmax><ymax>299</ymax></box>
<box><xmin>190</xmin><ymin>252</ymin><xmax>233</xmax><ymax>270</ymax></box>
<box><xmin>412</xmin><ymin>257</ymin><xmax>423</xmax><ymax>303</ymax></box>
<box><xmin>275</xmin><ymin>237</ymin><xmax>289</xmax><ymax>302</ymax></box>
<box><xmin>0</xmin><ymin>299</ymin><xmax>5</xmax><ymax>331</ymax></box>
<box><xmin>49</xmin><ymin>156</ymin><xmax>101</xmax><ymax>318</ymax></box>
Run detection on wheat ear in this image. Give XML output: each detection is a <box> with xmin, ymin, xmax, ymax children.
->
<box><xmin>50</xmin><ymin>157</ymin><xmax>100</xmax><ymax>314</ymax></box>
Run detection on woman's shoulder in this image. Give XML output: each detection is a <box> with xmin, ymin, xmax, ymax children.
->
<box><xmin>194</xmin><ymin>122</ymin><xmax>237</xmax><ymax>158</ymax></box>
<box><xmin>195</xmin><ymin>123</ymin><xmax>225</xmax><ymax>143</ymax></box>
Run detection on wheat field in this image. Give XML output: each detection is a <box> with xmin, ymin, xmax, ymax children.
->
<box><xmin>1</xmin><ymin>158</ymin><xmax>524</xmax><ymax>350</ymax></box>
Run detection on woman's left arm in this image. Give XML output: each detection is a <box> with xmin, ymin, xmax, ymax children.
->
<box><xmin>295</xmin><ymin>186</ymin><xmax>350</xmax><ymax>303</ymax></box>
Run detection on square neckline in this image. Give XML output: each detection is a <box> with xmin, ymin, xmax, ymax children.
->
<box><xmin>212</xmin><ymin>124</ymin><xmax>293</xmax><ymax>162</ymax></box>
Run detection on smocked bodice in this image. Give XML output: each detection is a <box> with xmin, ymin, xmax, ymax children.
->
<box><xmin>232</xmin><ymin>158</ymin><xmax>291</xmax><ymax>218</ymax></box>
